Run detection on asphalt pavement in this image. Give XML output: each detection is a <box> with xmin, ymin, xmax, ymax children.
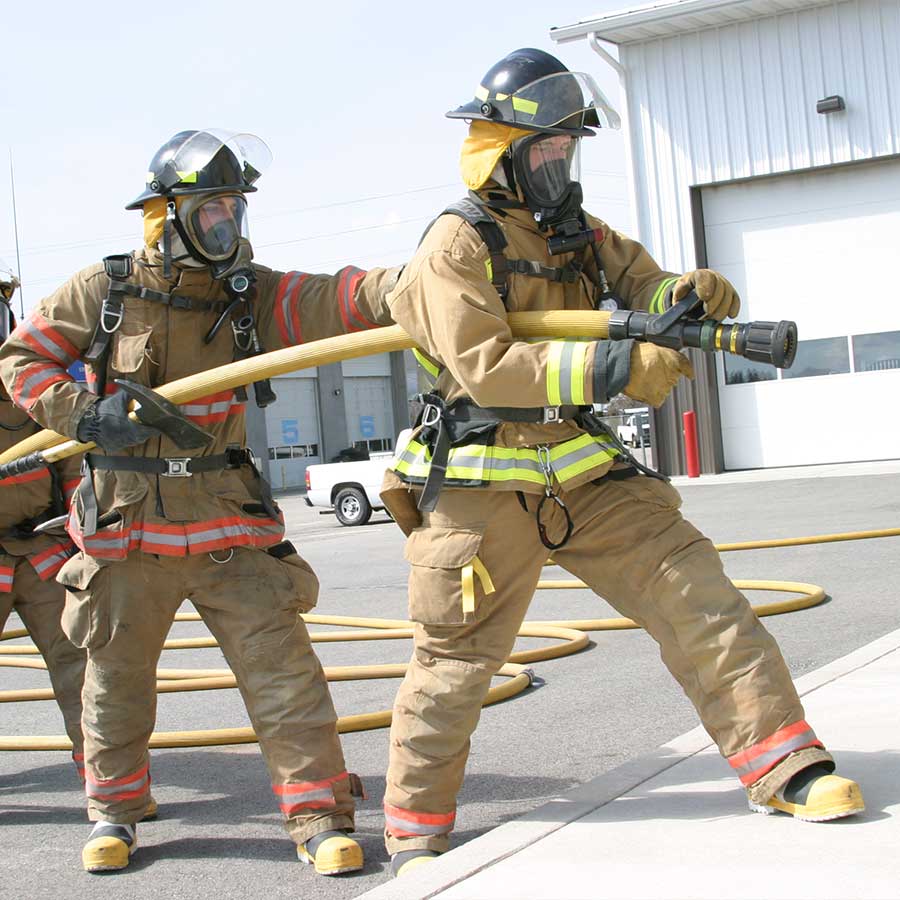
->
<box><xmin>1</xmin><ymin>462</ymin><xmax>898</xmax><ymax>900</ymax></box>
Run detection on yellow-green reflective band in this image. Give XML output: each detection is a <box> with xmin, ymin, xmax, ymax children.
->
<box><xmin>485</xmin><ymin>258</ymin><xmax>493</xmax><ymax>281</ymax></box>
<box><xmin>412</xmin><ymin>348</ymin><xmax>440</xmax><ymax>379</ymax></box>
<box><xmin>176</xmin><ymin>171</ymin><xmax>198</xmax><ymax>183</ymax></box>
<box><xmin>570</xmin><ymin>341</ymin><xmax>588</xmax><ymax>406</ymax></box>
<box><xmin>512</xmin><ymin>96</ymin><xmax>539</xmax><ymax>115</ymax></box>
<box><xmin>547</xmin><ymin>341</ymin><xmax>565</xmax><ymax>406</ymax></box>
<box><xmin>649</xmin><ymin>277</ymin><xmax>678</xmax><ymax>314</ymax></box>
<box><xmin>475</xmin><ymin>85</ymin><xmax>489</xmax><ymax>101</ymax></box>
<box><xmin>393</xmin><ymin>433</ymin><xmax>618</xmax><ymax>487</ymax></box>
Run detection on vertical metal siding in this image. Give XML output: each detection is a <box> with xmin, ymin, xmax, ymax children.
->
<box><xmin>620</xmin><ymin>0</ymin><xmax>900</xmax><ymax>269</ymax></box>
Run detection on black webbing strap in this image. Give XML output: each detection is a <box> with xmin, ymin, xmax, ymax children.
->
<box><xmin>507</xmin><ymin>258</ymin><xmax>583</xmax><ymax>284</ymax></box>
<box><xmin>109</xmin><ymin>280</ymin><xmax>230</xmax><ymax>313</ymax></box>
<box><xmin>86</xmin><ymin>449</ymin><xmax>250</xmax><ymax>475</ymax></box>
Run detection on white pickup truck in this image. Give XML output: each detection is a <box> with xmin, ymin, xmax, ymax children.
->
<box><xmin>304</xmin><ymin>446</ymin><xmax>400</xmax><ymax>526</ymax></box>
<box><xmin>304</xmin><ymin>429</ymin><xmax>416</xmax><ymax>525</ymax></box>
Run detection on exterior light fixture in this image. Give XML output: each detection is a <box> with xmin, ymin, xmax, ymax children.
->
<box><xmin>816</xmin><ymin>95</ymin><xmax>845</xmax><ymax>114</ymax></box>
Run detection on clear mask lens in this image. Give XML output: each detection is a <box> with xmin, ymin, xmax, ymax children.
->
<box><xmin>521</xmin><ymin>135</ymin><xmax>580</xmax><ymax>206</ymax></box>
<box><xmin>188</xmin><ymin>194</ymin><xmax>249</xmax><ymax>260</ymax></box>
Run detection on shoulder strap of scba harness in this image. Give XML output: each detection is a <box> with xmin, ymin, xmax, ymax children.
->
<box><xmin>413</xmin><ymin>196</ymin><xmax>584</xmax><ymax>381</ymax></box>
<box><xmin>83</xmin><ymin>253</ymin><xmax>234</xmax><ymax>396</ymax></box>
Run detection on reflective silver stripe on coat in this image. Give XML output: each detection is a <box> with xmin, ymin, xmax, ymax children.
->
<box><xmin>280</xmin><ymin>272</ymin><xmax>305</xmax><ymax>344</ymax></box>
<box><xmin>20</xmin><ymin>317</ymin><xmax>77</xmax><ymax>366</ymax></box>
<box><xmin>340</xmin><ymin>266</ymin><xmax>370</xmax><ymax>331</ymax></box>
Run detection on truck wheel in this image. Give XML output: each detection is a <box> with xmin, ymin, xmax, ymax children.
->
<box><xmin>334</xmin><ymin>487</ymin><xmax>372</xmax><ymax>526</ymax></box>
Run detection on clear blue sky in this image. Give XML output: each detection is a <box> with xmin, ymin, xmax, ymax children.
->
<box><xmin>2</xmin><ymin>0</ymin><xmax>632</xmax><ymax>314</ymax></box>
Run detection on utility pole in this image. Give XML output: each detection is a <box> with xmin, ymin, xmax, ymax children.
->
<box><xmin>9</xmin><ymin>149</ymin><xmax>24</xmax><ymax>318</ymax></box>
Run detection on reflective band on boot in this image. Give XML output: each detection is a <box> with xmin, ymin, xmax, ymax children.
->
<box><xmin>82</xmin><ymin>822</ymin><xmax>137</xmax><ymax>873</ymax></box>
<box><xmin>749</xmin><ymin>765</ymin><xmax>865</xmax><ymax>822</ymax></box>
<box><xmin>384</xmin><ymin>803</ymin><xmax>456</xmax><ymax>838</ymax></box>
<box><xmin>296</xmin><ymin>830</ymin><xmax>364</xmax><ymax>875</ymax></box>
<box><xmin>727</xmin><ymin>720</ymin><xmax>823</xmax><ymax>786</ymax></box>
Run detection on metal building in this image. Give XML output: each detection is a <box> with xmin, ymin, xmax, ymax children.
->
<box><xmin>553</xmin><ymin>0</ymin><xmax>900</xmax><ymax>473</ymax></box>
<box><xmin>254</xmin><ymin>351</ymin><xmax>412</xmax><ymax>491</ymax></box>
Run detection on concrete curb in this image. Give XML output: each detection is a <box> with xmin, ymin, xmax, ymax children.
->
<box><xmin>355</xmin><ymin>628</ymin><xmax>900</xmax><ymax>900</ymax></box>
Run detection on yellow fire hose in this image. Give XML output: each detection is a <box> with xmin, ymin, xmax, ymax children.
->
<box><xmin>0</xmin><ymin>314</ymin><xmax>896</xmax><ymax>752</ymax></box>
<box><xmin>0</xmin><ymin>312</ymin><xmax>615</xmax><ymax>468</ymax></box>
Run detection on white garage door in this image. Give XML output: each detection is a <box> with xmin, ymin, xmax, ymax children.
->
<box><xmin>265</xmin><ymin>377</ymin><xmax>320</xmax><ymax>489</ymax></box>
<box><xmin>344</xmin><ymin>376</ymin><xmax>395</xmax><ymax>452</ymax></box>
<box><xmin>702</xmin><ymin>158</ymin><xmax>900</xmax><ymax>469</ymax></box>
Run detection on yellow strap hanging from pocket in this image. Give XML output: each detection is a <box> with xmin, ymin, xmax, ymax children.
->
<box><xmin>461</xmin><ymin>555</ymin><xmax>495</xmax><ymax>615</ymax></box>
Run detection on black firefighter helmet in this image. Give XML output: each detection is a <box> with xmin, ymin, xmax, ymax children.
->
<box><xmin>446</xmin><ymin>48</ymin><xmax>619</xmax><ymax>136</ymax></box>
<box><xmin>125</xmin><ymin>129</ymin><xmax>270</xmax><ymax>210</ymax></box>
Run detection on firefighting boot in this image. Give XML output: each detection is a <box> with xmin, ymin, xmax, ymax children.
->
<box><xmin>296</xmin><ymin>830</ymin><xmax>364</xmax><ymax>875</ymax></box>
<box><xmin>391</xmin><ymin>849</ymin><xmax>441</xmax><ymax>878</ymax></box>
<box><xmin>142</xmin><ymin>795</ymin><xmax>158</xmax><ymax>821</ymax></box>
<box><xmin>82</xmin><ymin>822</ymin><xmax>137</xmax><ymax>872</ymax></box>
<box><xmin>750</xmin><ymin>764</ymin><xmax>865</xmax><ymax>822</ymax></box>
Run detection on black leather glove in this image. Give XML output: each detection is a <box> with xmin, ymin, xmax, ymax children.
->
<box><xmin>76</xmin><ymin>391</ymin><xmax>160</xmax><ymax>452</ymax></box>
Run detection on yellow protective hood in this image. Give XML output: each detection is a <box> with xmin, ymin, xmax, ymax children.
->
<box><xmin>141</xmin><ymin>195</ymin><xmax>184</xmax><ymax>247</ymax></box>
<box><xmin>459</xmin><ymin>120</ymin><xmax>534</xmax><ymax>191</ymax></box>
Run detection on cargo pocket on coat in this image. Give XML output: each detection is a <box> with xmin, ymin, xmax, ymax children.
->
<box><xmin>111</xmin><ymin>329</ymin><xmax>153</xmax><ymax>375</ymax></box>
<box><xmin>266</xmin><ymin>542</ymin><xmax>320</xmax><ymax>613</ymax></box>
<box><xmin>404</xmin><ymin>526</ymin><xmax>494</xmax><ymax>626</ymax></box>
<box><xmin>57</xmin><ymin>552</ymin><xmax>111</xmax><ymax>651</ymax></box>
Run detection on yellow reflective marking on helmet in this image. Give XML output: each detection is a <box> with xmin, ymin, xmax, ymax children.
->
<box><xmin>547</xmin><ymin>341</ymin><xmax>564</xmax><ymax>406</ymax></box>
<box><xmin>412</xmin><ymin>348</ymin><xmax>440</xmax><ymax>379</ymax></box>
<box><xmin>145</xmin><ymin>172</ymin><xmax>155</xmax><ymax>182</ymax></box>
<box><xmin>512</xmin><ymin>96</ymin><xmax>539</xmax><ymax>115</ymax></box>
<box><xmin>495</xmin><ymin>92</ymin><xmax>510</xmax><ymax>101</ymax></box>
<box><xmin>176</xmin><ymin>171</ymin><xmax>198</xmax><ymax>183</ymax></box>
<box><xmin>570</xmin><ymin>341</ymin><xmax>588</xmax><ymax>406</ymax></box>
<box><xmin>475</xmin><ymin>85</ymin><xmax>489</xmax><ymax>101</ymax></box>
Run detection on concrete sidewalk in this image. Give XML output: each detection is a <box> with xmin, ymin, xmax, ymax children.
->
<box><xmin>359</xmin><ymin>629</ymin><xmax>900</xmax><ymax>900</ymax></box>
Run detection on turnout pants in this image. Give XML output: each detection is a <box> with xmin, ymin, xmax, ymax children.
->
<box><xmin>57</xmin><ymin>547</ymin><xmax>355</xmax><ymax>843</ymax></box>
<box><xmin>384</xmin><ymin>475</ymin><xmax>832</xmax><ymax>854</ymax></box>
<box><xmin>0</xmin><ymin>558</ymin><xmax>85</xmax><ymax>774</ymax></box>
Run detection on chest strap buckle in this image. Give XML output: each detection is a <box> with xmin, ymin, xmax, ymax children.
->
<box><xmin>163</xmin><ymin>458</ymin><xmax>192</xmax><ymax>477</ymax></box>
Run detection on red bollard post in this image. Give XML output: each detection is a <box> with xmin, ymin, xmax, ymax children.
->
<box><xmin>683</xmin><ymin>410</ymin><xmax>700</xmax><ymax>478</ymax></box>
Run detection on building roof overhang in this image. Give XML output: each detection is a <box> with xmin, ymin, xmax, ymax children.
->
<box><xmin>551</xmin><ymin>0</ymin><xmax>842</xmax><ymax>45</ymax></box>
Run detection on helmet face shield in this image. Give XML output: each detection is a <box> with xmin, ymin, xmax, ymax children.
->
<box><xmin>516</xmin><ymin>134</ymin><xmax>581</xmax><ymax>207</ymax></box>
<box><xmin>170</xmin><ymin>130</ymin><xmax>272</xmax><ymax>190</ymax></box>
<box><xmin>127</xmin><ymin>128</ymin><xmax>272</xmax><ymax>210</ymax></box>
<box><xmin>506</xmin><ymin>71</ymin><xmax>621</xmax><ymax>132</ymax></box>
<box><xmin>184</xmin><ymin>193</ymin><xmax>250</xmax><ymax>261</ymax></box>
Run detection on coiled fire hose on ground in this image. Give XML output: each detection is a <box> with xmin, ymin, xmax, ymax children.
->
<box><xmin>2</xmin><ymin>527</ymin><xmax>898</xmax><ymax>750</ymax></box>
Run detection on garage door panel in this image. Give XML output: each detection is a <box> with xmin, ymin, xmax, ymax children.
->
<box><xmin>703</xmin><ymin>158</ymin><xmax>900</xmax><ymax>469</ymax></box>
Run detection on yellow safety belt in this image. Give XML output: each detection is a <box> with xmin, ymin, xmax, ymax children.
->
<box><xmin>461</xmin><ymin>555</ymin><xmax>495</xmax><ymax>615</ymax></box>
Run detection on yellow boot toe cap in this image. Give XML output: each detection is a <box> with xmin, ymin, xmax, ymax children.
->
<box><xmin>298</xmin><ymin>836</ymin><xmax>363</xmax><ymax>875</ymax></box>
<box><xmin>768</xmin><ymin>774</ymin><xmax>865</xmax><ymax>822</ymax></box>
<box><xmin>82</xmin><ymin>835</ymin><xmax>136</xmax><ymax>872</ymax></box>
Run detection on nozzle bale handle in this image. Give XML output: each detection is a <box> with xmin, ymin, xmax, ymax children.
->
<box><xmin>607</xmin><ymin>309</ymin><xmax>798</xmax><ymax>369</ymax></box>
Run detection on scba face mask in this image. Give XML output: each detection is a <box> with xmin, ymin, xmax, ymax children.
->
<box><xmin>511</xmin><ymin>133</ymin><xmax>584</xmax><ymax>229</ymax></box>
<box><xmin>170</xmin><ymin>192</ymin><xmax>253</xmax><ymax>280</ymax></box>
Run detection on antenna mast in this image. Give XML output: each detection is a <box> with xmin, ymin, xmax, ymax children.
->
<box><xmin>9</xmin><ymin>149</ymin><xmax>24</xmax><ymax>318</ymax></box>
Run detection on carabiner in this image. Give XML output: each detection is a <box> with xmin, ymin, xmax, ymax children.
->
<box><xmin>536</xmin><ymin>491</ymin><xmax>574</xmax><ymax>550</ymax></box>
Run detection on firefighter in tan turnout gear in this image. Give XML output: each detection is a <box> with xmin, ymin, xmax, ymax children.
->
<box><xmin>0</xmin><ymin>130</ymin><xmax>400</xmax><ymax>875</ymax></box>
<box><xmin>379</xmin><ymin>50</ymin><xmax>864</xmax><ymax>876</ymax></box>
<box><xmin>0</xmin><ymin>265</ymin><xmax>86</xmax><ymax>779</ymax></box>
